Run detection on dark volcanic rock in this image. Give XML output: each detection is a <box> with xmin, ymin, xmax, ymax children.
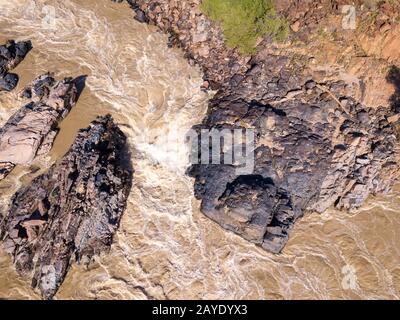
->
<box><xmin>0</xmin><ymin>115</ymin><xmax>133</xmax><ymax>299</ymax></box>
<box><xmin>188</xmin><ymin>57</ymin><xmax>400</xmax><ymax>253</ymax></box>
<box><xmin>0</xmin><ymin>40</ymin><xmax>32</xmax><ymax>91</ymax></box>
<box><xmin>0</xmin><ymin>73</ymin><xmax>79</xmax><ymax>181</ymax></box>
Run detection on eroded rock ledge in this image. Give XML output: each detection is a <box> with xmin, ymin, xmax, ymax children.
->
<box><xmin>0</xmin><ymin>40</ymin><xmax>32</xmax><ymax>91</ymax></box>
<box><xmin>0</xmin><ymin>73</ymin><xmax>79</xmax><ymax>181</ymax></box>
<box><xmin>0</xmin><ymin>115</ymin><xmax>133</xmax><ymax>299</ymax></box>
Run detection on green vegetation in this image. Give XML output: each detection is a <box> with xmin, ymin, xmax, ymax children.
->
<box><xmin>200</xmin><ymin>0</ymin><xmax>288</xmax><ymax>55</ymax></box>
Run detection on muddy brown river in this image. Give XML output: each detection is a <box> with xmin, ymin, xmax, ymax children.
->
<box><xmin>0</xmin><ymin>0</ymin><xmax>400</xmax><ymax>300</ymax></box>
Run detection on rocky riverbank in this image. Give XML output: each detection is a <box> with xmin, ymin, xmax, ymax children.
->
<box><xmin>120</xmin><ymin>0</ymin><xmax>400</xmax><ymax>253</ymax></box>
<box><xmin>114</xmin><ymin>0</ymin><xmax>249</xmax><ymax>89</ymax></box>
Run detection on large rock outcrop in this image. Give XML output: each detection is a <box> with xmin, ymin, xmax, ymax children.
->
<box><xmin>0</xmin><ymin>40</ymin><xmax>32</xmax><ymax>91</ymax></box>
<box><xmin>0</xmin><ymin>73</ymin><xmax>79</xmax><ymax>181</ymax></box>
<box><xmin>0</xmin><ymin>115</ymin><xmax>133</xmax><ymax>299</ymax></box>
<box><xmin>188</xmin><ymin>57</ymin><xmax>400</xmax><ymax>253</ymax></box>
<box><xmin>118</xmin><ymin>0</ymin><xmax>400</xmax><ymax>253</ymax></box>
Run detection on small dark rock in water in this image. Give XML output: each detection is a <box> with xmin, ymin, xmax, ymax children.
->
<box><xmin>0</xmin><ymin>73</ymin><xmax>19</xmax><ymax>91</ymax></box>
<box><xmin>0</xmin><ymin>40</ymin><xmax>32</xmax><ymax>91</ymax></box>
<box><xmin>0</xmin><ymin>115</ymin><xmax>133</xmax><ymax>299</ymax></box>
<box><xmin>0</xmin><ymin>73</ymin><xmax>80</xmax><ymax>181</ymax></box>
<box><xmin>134</xmin><ymin>9</ymin><xmax>148</xmax><ymax>23</ymax></box>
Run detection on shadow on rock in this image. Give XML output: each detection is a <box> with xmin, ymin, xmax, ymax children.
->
<box><xmin>73</xmin><ymin>74</ymin><xmax>87</xmax><ymax>101</ymax></box>
<box><xmin>387</xmin><ymin>65</ymin><xmax>400</xmax><ymax>113</ymax></box>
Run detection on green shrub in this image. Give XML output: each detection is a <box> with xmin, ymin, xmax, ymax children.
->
<box><xmin>200</xmin><ymin>0</ymin><xmax>288</xmax><ymax>55</ymax></box>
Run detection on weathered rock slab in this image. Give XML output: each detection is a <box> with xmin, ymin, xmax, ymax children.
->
<box><xmin>0</xmin><ymin>73</ymin><xmax>79</xmax><ymax>180</ymax></box>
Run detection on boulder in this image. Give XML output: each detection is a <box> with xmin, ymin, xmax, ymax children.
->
<box><xmin>0</xmin><ymin>73</ymin><xmax>79</xmax><ymax>181</ymax></box>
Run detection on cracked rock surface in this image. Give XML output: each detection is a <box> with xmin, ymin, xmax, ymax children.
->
<box><xmin>0</xmin><ymin>115</ymin><xmax>133</xmax><ymax>299</ymax></box>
